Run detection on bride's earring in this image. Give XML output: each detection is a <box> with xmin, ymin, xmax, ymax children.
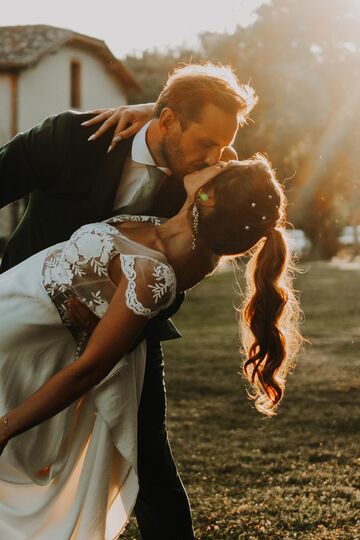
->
<box><xmin>192</xmin><ymin>203</ymin><xmax>199</xmax><ymax>251</ymax></box>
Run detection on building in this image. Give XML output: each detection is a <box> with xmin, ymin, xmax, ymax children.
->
<box><xmin>0</xmin><ymin>24</ymin><xmax>139</xmax><ymax>237</ymax></box>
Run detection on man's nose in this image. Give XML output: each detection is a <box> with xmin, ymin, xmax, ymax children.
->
<box><xmin>205</xmin><ymin>147</ymin><xmax>222</xmax><ymax>166</ymax></box>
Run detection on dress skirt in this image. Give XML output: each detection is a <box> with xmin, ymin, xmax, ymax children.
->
<box><xmin>0</xmin><ymin>249</ymin><xmax>146</xmax><ymax>539</ymax></box>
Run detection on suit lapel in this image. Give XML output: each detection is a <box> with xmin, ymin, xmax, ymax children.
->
<box><xmin>91</xmin><ymin>136</ymin><xmax>134</xmax><ymax>220</ymax></box>
<box><xmin>91</xmin><ymin>134</ymin><xmax>186</xmax><ymax>221</ymax></box>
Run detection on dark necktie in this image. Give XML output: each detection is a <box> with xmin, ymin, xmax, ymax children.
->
<box><xmin>118</xmin><ymin>165</ymin><xmax>166</xmax><ymax>215</ymax></box>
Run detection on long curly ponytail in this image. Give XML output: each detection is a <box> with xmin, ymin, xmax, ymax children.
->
<box><xmin>241</xmin><ymin>227</ymin><xmax>301</xmax><ymax>415</ymax></box>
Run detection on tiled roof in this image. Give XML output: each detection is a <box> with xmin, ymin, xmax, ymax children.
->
<box><xmin>0</xmin><ymin>25</ymin><xmax>139</xmax><ymax>92</ymax></box>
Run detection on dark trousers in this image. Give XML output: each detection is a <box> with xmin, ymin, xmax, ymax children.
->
<box><xmin>134</xmin><ymin>339</ymin><xmax>195</xmax><ymax>540</ymax></box>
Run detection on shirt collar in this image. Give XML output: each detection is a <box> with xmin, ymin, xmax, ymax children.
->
<box><xmin>132</xmin><ymin>121</ymin><xmax>172</xmax><ymax>176</ymax></box>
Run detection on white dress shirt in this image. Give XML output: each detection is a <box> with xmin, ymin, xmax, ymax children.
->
<box><xmin>113</xmin><ymin>122</ymin><xmax>171</xmax><ymax>213</ymax></box>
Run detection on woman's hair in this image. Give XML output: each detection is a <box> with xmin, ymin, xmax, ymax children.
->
<box><xmin>197</xmin><ymin>155</ymin><xmax>302</xmax><ymax>416</ymax></box>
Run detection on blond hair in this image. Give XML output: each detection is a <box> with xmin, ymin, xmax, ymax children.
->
<box><xmin>154</xmin><ymin>63</ymin><xmax>257</xmax><ymax>127</ymax></box>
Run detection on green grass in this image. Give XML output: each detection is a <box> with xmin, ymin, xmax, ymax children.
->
<box><xmin>122</xmin><ymin>261</ymin><xmax>360</xmax><ymax>539</ymax></box>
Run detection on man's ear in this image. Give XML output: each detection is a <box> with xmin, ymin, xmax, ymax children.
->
<box><xmin>158</xmin><ymin>107</ymin><xmax>178</xmax><ymax>134</ymax></box>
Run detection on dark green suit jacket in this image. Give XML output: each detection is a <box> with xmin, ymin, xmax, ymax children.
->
<box><xmin>0</xmin><ymin>110</ymin><xmax>186</xmax><ymax>341</ymax></box>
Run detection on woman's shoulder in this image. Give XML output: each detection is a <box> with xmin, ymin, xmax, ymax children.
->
<box><xmin>102</xmin><ymin>214</ymin><xmax>174</xmax><ymax>277</ymax></box>
<box><xmin>119</xmin><ymin>253</ymin><xmax>177</xmax><ymax>319</ymax></box>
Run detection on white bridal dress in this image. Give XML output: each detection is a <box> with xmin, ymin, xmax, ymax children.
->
<box><xmin>0</xmin><ymin>215</ymin><xmax>177</xmax><ymax>540</ymax></box>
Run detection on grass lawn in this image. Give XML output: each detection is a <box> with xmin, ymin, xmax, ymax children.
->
<box><xmin>121</xmin><ymin>261</ymin><xmax>360</xmax><ymax>539</ymax></box>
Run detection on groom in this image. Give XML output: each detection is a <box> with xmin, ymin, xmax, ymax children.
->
<box><xmin>0</xmin><ymin>63</ymin><xmax>256</xmax><ymax>539</ymax></box>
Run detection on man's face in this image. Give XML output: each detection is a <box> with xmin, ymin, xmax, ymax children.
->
<box><xmin>160</xmin><ymin>103</ymin><xmax>238</xmax><ymax>177</ymax></box>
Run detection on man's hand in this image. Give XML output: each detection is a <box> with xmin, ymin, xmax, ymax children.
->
<box><xmin>81</xmin><ymin>103</ymin><xmax>155</xmax><ymax>153</ymax></box>
<box><xmin>66</xmin><ymin>297</ymin><xmax>100</xmax><ymax>333</ymax></box>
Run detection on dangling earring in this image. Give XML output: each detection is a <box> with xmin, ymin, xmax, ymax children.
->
<box><xmin>192</xmin><ymin>203</ymin><xmax>199</xmax><ymax>251</ymax></box>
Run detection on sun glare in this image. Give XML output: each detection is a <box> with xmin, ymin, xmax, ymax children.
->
<box><xmin>0</xmin><ymin>0</ymin><xmax>269</xmax><ymax>58</ymax></box>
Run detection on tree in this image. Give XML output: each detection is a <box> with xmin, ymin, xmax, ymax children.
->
<box><xmin>124</xmin><ymin>0</ymin><xmax>360</xmax><ymax>258</ymax></box>
<box><xmin>124</xmin><ymin>48</ymin><xmax>202</xmax><ymax>104</ymax></box>
<box><xmin>198</xmin><ymin>0</ymin><xmax>360</xmax><ymax>258</ymax></box>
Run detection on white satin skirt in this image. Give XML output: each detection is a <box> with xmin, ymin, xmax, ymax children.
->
<box><xmin>0</xmin><ymin>249</ymin><xmax>146</xmax><ymax>539</ymax></box>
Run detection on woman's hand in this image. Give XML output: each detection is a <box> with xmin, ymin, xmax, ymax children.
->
<box><xmin>82</xmin><ymin>103</ymin><xmax>155</xmax><ymax>152</ymax></box>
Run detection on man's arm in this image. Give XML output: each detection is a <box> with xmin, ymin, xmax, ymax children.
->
<box><xmin>0</xmin><ymin>113</ymin><xmax>74</xmax><ymax>209</ymax></box>
<box><xmin>0</xmin><ymin>104</ymin><xmax>155</xmax><ymax>210</ymax></box>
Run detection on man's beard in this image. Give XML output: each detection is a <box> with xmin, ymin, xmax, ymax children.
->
<box><xmin>160</xmin><ymin>134</ymin><xmax>207</xmax><ymax>177</ymax></box>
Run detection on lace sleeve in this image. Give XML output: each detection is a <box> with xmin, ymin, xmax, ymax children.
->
<box><xmin>120</xmin><ymin>255</ymin><xmax>177</xmax><ymax>319</ymax></box>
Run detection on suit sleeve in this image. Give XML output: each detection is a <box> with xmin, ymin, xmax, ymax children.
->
<box><xmin>0</xmin><ymin>111</ymin><xmax>101</xmax><ymax>210</ymax></box>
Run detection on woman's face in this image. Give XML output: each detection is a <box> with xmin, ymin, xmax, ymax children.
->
<box><xmin>183</xmin><ymin>160</ymin><xmax>239</xmax><ymax>199</ymax></box>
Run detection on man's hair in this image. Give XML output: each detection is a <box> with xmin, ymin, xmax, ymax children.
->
<box><xmin>154</xmin><ymin>62</ymin><xmax>258</xmax><ymax>127</ymax></box>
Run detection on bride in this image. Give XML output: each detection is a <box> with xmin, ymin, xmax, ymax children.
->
<box><xmin>0</xmin><ymin>156</ymin><xmax>301</xmax><ymax>539</ymax></box>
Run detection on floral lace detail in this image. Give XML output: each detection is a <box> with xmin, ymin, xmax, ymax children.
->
<box><xmin>81</xmin><ymin>290</ymin><xmax>110</xmax><ymax>318</ymax></box>
<box><xmin>107</xmin><ymin>215</ymin><xmax>162</xmax><ymax>226</ymax></box>
<box><xmin>44</xmin><ymin>227</ymin><xmax>115</xmax><ymax>296</ymax></box>
<box><xmin>120</xmin><ymin>254</ymin><xmax>176</xmax><ymax>318</ymax></box>
<box><xmin>120</xmin><ymin>255</ymin><xmax>152</xmax><ymax>317</ymax></box>
<box><xmin>149</xmin><ymin>264</ymin><xmax>174</xmax><ymax>304</ymax></box>
<box><xmin>42</xmin><ymin>216</ymin><xmax>176</xmax><ymax>334</ymax></box>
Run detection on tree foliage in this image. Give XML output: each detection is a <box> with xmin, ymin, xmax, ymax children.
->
<box><xmin>124</xmin><ymin>0</ymin><xmax>360</xmax><ymax>258</ymax></box>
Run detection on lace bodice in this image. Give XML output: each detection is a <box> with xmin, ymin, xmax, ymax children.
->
<box><xmin>42</xmin><ymin>215</ymin><xmax>177</xmax><ymax>348</ymax></box>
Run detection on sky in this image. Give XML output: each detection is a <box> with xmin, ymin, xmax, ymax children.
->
<box><xmin>1</xmin><ymin>0</ymin><xmax>268</xmax><ymax>58</ymax></box>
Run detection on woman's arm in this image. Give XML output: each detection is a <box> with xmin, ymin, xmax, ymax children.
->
<box><xmin>0</xmin><ymin>275</ymin><xmax>149</xmax><ymax>451</ymax></box>
<box><xmin>82</xmin><ymin>103</ymin><xmax>155</xmax><ymax>152</ymax></box>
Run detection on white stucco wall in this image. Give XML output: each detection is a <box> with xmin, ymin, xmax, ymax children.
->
<box><xmin>17</xmin><ymin>44</ymin><xmax>127</xmax><ymax>132</ymax></box>
<box><xmin>0</xmin><ymin>44</ymin><xmax>129</xmax><ymax>238</ymax></box>
<box><xmin>0</xmin><ymin>74</ymin><xmax>12</xmax><ymax>145</ymax></box>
